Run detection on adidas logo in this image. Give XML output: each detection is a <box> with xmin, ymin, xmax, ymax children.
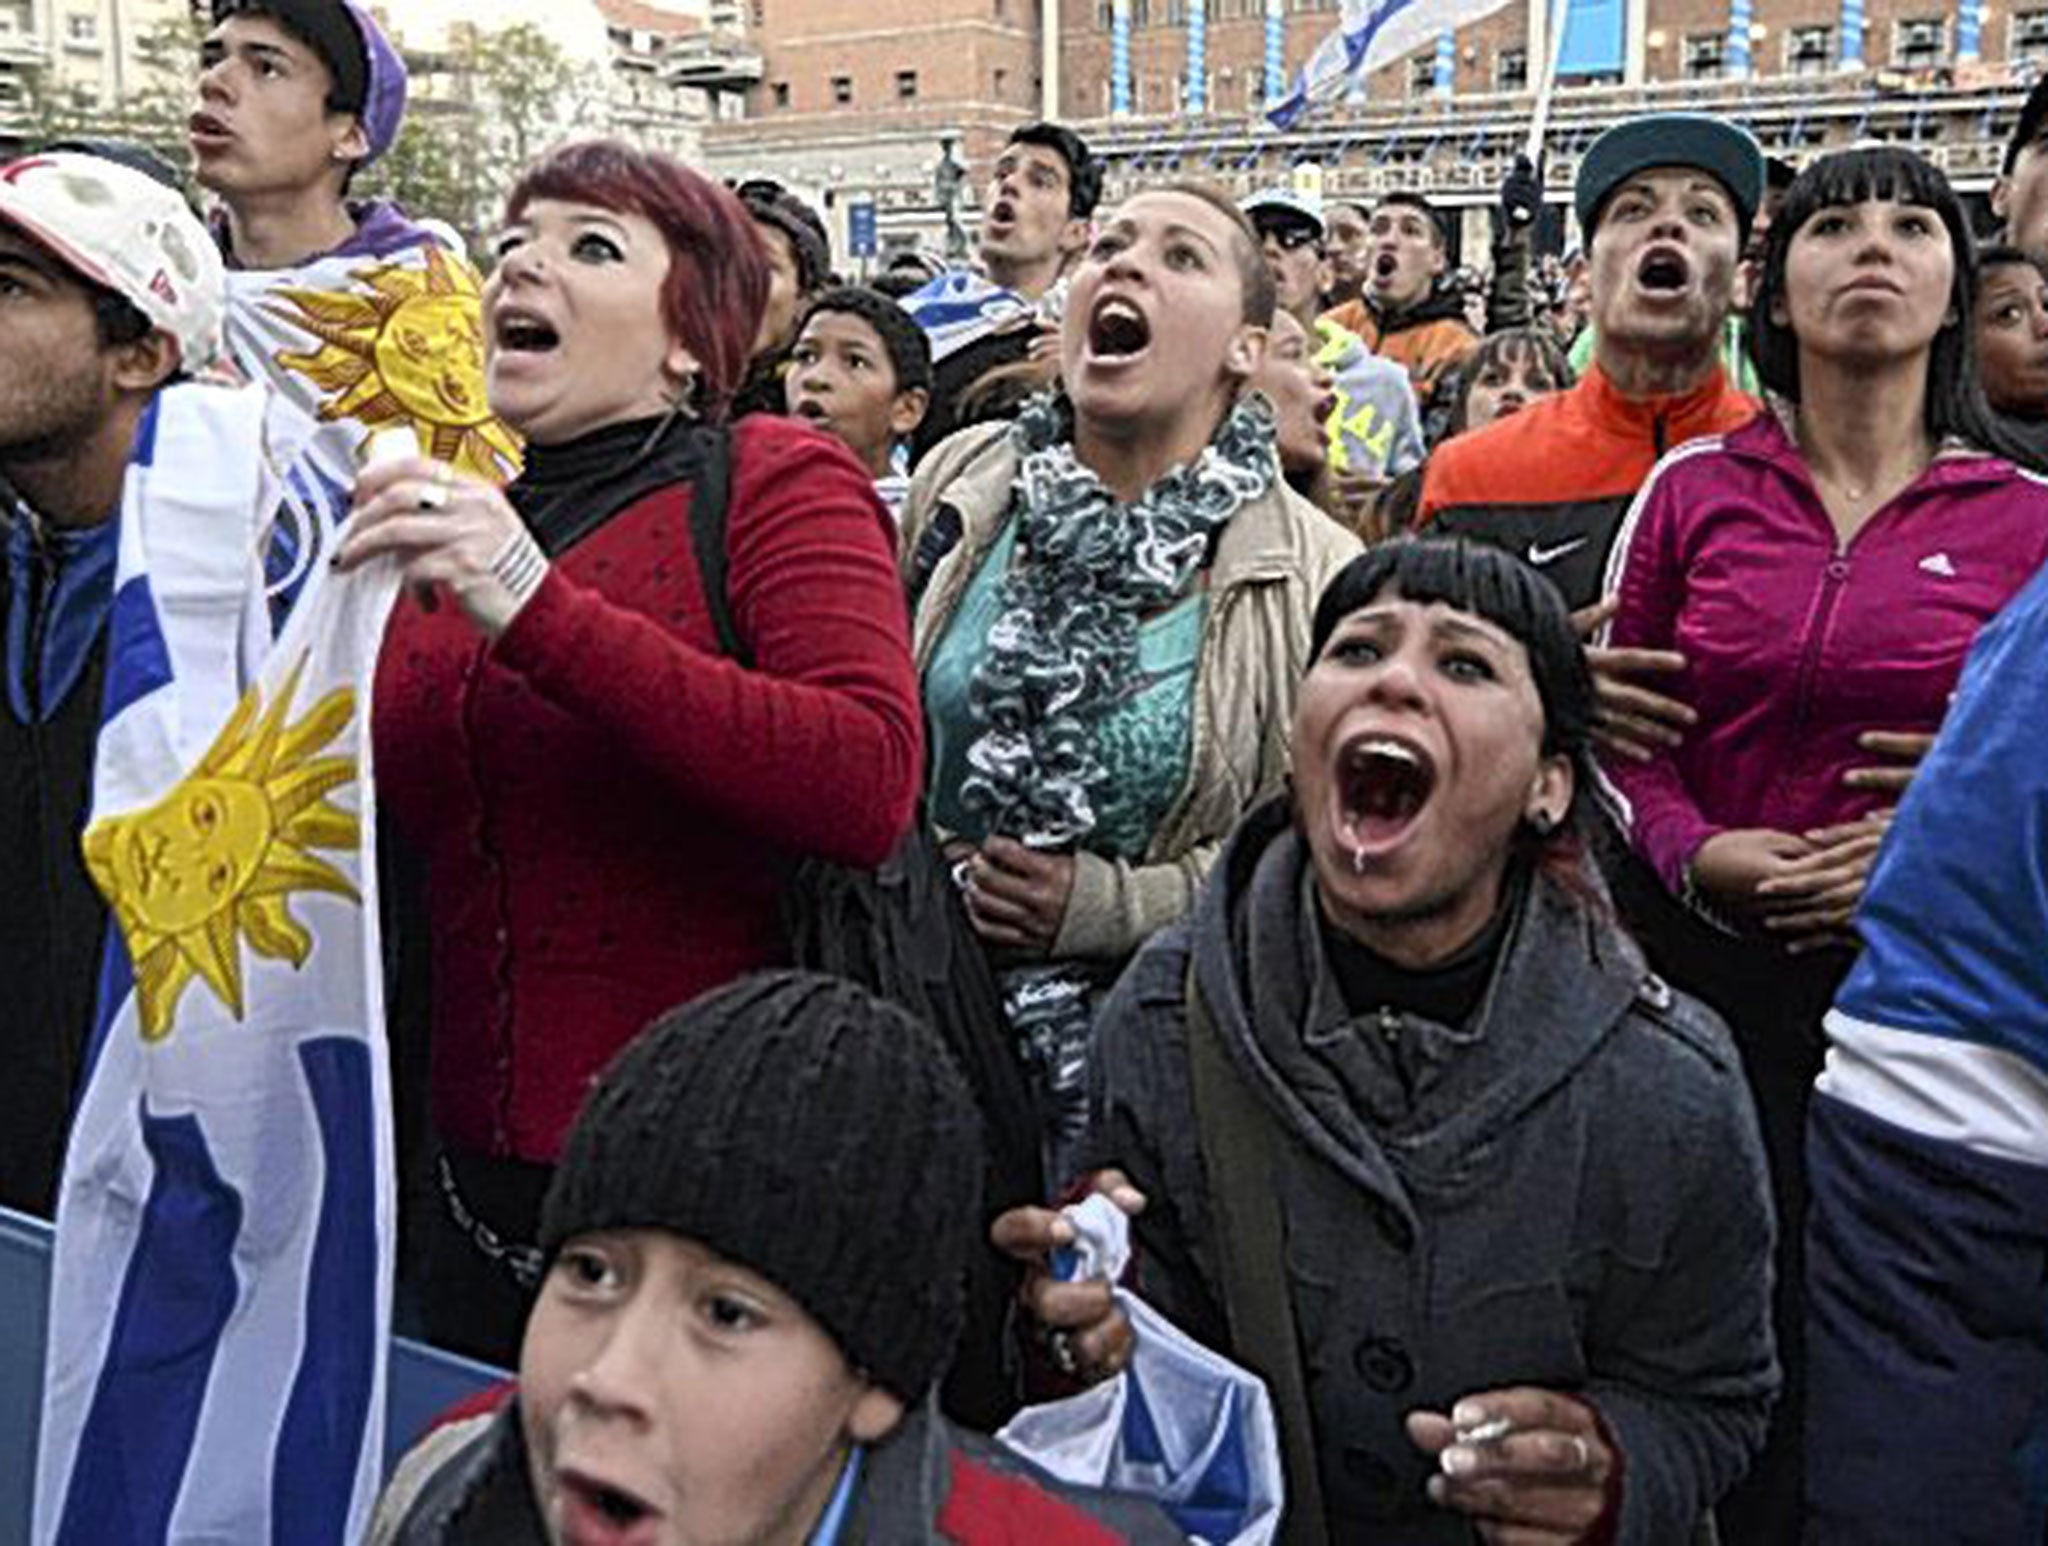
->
<box><xmin>1918</xmin><ymin>553</ymin><xmax>1957</xmax><ymax>578</ymax></box>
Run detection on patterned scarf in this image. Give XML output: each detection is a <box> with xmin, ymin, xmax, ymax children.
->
<box><xmin>959</xmin><ymin>389</ymin><xmax>1278</xmax><ymax>1180</ymax></box>
<box><xmin>960</xmin><ymin>390</ymin><xmax>1278</xmax><ymax>845</ymax></box>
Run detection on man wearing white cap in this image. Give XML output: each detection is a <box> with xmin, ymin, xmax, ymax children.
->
<box><xmin>1241</xmin><ymin>186</ymin><xmax>1422</xmax><ymax>530</ymax></box>
<box><xmin>0</xmin><ymin>151</ymin><xmax>229</xmax><ymax>1216</ymax></box>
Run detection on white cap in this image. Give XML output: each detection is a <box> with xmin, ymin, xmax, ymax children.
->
<box><xmin>0</xmin><ymin>152</ymin><xmax>224</xmax><ymax>373</ymax></box>
<box><xmin>1240</xmin><ymin>186</ymin><xmax>1326</xmax><ymax>239</ymax></box>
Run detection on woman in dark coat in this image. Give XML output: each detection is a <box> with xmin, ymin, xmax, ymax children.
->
<box><xmin>997</xmin><ymin>539</ymin><xmax>1778</xmax><ymax>1544</ymax></box>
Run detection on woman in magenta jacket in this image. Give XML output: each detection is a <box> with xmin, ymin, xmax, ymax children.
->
<box><xmin>1598</xmin><ymin>145</ymin><xmax>2048</xmax><ymax>1538</ymax></box>
<box><xmin>340</xmin><ymin>142</ymin><xmax>922</xmax><ymax>1364</ymax></box>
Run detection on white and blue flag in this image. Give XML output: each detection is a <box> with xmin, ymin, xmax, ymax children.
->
<box><xmin>33</xmin><ymin>380</ymin><xmax>401</xmax><ymax>1544</ymax></box>
<box><xmin>1000</xmin><ymin>1195</ymin><xmax>1283</xmax><ymax>1545</ymax></box>
<box><xmin>1267</xmin><ymin>0</ymin><xmax>1519</xmax><ymax>129</ymax></box>
<box><xmin>904</xmin><ymin>270</ymin><xmax>1047</xmax><ymax>365</ymax></box>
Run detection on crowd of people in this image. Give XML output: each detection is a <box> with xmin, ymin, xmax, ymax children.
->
<box><xmin>4</xmin><ymin>0</ymin><xmax>2047</xmax><ymax>1540</ymax></box>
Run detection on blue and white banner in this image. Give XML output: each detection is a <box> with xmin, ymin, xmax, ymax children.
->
<box><xmin>1267</xmin><ymin>0</ymin><xmax>1517</xmax><ymax>128</ymax></box>
<box><xmin>33</xmin><ymin>380</ymin><xmax>402</xmax><ymax>1544</ymax></box>
<box><xmin>904</xmin><ymin>270</ymin><xmax>1048</xmax><ymax>365</ymax></box>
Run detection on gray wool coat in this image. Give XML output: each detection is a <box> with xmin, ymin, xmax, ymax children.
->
<box><xmin>1086</xmin><ymin>798</ymin><xmax>1778</xmax><ymax>1544</ymax></box>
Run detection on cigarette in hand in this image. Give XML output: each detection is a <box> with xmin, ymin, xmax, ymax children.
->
<box><xmin>1454</xmin><ymin>1416</ymin><xmax>1514</xmax><ymax>1446</ymax></box>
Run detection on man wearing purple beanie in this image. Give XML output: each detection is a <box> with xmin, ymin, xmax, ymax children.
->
<box><xmin>192</xmin><ymin>0</ymin><xmax>519</xmax><ymax>607</ymax></box>
<box><xmin>194</xmin><ymin>0</ymin><xmax>412</xmax><ymax>270</ymax></box>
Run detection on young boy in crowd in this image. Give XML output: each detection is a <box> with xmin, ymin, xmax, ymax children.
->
<box><xmin>787</xmin><ymin>287</ymin><xmax>933</xmax><ymax>522</ymax></box>
<box><xmin>1973</xmin><ymin>244</ymin><xmax>2048</xmax><ymax>469</ymax></box>
<box><xmin>372</xmin><ymin>972</ymin><xmax>1176</xmax><ymax>1544</ymax></box>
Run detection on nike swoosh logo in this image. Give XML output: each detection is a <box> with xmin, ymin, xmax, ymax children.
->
<box><xmin>1526</xmin><ymin>535</ymin><xmax>1589</xmax><ymax>566</ymax></box>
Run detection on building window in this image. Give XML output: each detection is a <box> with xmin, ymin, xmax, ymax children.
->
<box><xmin>1786</xmin><ymin>24</ymin><xmax>1833</xmax><ymax>73</ymax></box>
<box><xmin>993</xmin><ymin>65</ymin><xmax>1009</xmax><ymax>96</ymax></box>
<box><xmin>895</xmin><ymin>68</ymin><xmax>917</xmax><ymax>99</ymax></box>
<box><xmin>1496</xmin><ymin>46</ymin><xmax>1527</xmax><ymax>90</ymax></box>
<box><xmin>771</xmin><ymin>79</ymin><xmax>790</xmax><ymax>107</ymax></box>
<box><xmin>1406</xmin><ymin>53</ymin><xmax>1436</xmax><ymax>95</ymax></box>
<box><xmin>831</xmin><ymin>73</ymin><xmax>853</xmax><ymax>104</ymax></box>
<box><xmin>1893</xmin><ymin>16</ymin><xmax>1946</xmax><ymax>69</ymax></box>
<box><xmin>64</xmin><ymin>11</ymin><xmax>98</xmax><ymax>43</ymax></box>
<box><xmin>2012</xmin><ymin>8</ymin><xmax>2048</xmax><ymax>61</ymax></box>
<box><xmin>1683</xmin><ymin>32</ymin><xmax>1724</xmax><ymax>78</ymax></box>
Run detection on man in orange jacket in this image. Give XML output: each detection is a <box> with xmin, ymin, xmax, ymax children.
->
<box><xmin>1419</xmin><ymin>114</ymin><xmax>1765</xmax><ymax>614</ymax></box>
<box><xmin>1322</xmin><ymin>191</ymin><xmax>1478</xmax><ymax>434</ymax></box>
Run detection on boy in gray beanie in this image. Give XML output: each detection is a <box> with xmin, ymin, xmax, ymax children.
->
<box><xmin>373</xmin><ymin>971</ymin><xmax>1177</xmax><ymax>1545</ymax></box>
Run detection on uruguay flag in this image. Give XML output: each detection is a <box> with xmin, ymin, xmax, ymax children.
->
<box><xmin>1000</xmin><ymin>1196</ymin><xmax>1283</xmax><ymax>1545</ymax></box>
<box><xmin>33</xmin><ymin>380</ymin><xmax>401</xmax><ymax>1544</ymax></box>
<box><xmin>903</xmin><ymin>270</ymin><xmax>1042</xmax><ymax>365</ymax></box>
<box><xmin>1806</xmin><ymin>555</ymin><xmax>2048</xmax><ymax>1543</ymax></box>
<box><xmin>1267</xmin><ymin>0</ymin><xmax>1517</xmax><ymax>129</ymax></box>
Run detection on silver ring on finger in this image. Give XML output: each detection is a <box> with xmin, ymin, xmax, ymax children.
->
<box><xmin>1569</xmin><ymin>1434</ymin><xmax>1591</xmax><ymax>1472</ymax></box>
<box><xmin>1047</xmin><ymin>1329</ymin><xmax>1080</xmax><ymax>1377</ymax></box>
<box><xmin>416</xmin><ymin>480</ymin><xmax>450</xmax><ymax>512</ymax></box>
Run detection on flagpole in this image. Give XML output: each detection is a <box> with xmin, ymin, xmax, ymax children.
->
<box><xmin>1524</xmin><ymin>0</ymin><xmax>1572</xmax><ymax>161</ymax></box>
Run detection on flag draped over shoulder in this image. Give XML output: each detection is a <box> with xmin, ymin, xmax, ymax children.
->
<box><xmin>1266</xmin><ymin>0</ymin><xmax>1519</xmax><ymax>129</ymax></box>
<box><xmin>33</xmin><ymin>380</ymin><xmax>403</xmax><ymax>1545</ymax></box>
<box><xmin>223</xmin><ymin>232</ymin><xmax>520</xmax><ymax>607</ymax></box>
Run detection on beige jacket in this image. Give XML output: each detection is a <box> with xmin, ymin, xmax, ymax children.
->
<box><xmin>902</xmin><ymin>422</ymin><xmax>1360</xmax><ymax>962</ymax></box>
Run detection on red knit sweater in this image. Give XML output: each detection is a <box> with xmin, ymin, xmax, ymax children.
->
<box><xmin>374</xmin><ymin>416</ymin><xmax>923</xmax><ymax>1162</ymax></box>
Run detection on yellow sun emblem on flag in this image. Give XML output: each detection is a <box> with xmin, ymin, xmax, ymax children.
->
<box><xmin>266</xmin><ymin>246</ymin><xmax>523</xmax><ymax>484</ymax></box>
<box><xmin>83</xmin><ymin>659</ymin><xmax>362</xmax><ymax>1044</ymax></box>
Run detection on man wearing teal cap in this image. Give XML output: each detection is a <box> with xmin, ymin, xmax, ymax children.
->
<box><xmin>1417</xmin><ymin>113</ymin><xmax>1765</xmax><ymax>619</ymax></box>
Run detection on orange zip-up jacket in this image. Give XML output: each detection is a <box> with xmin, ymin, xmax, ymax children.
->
<box><xmin>1417</xmin><ymin>362</ymin><xmax>1760</xmax><ymax>609</ymax></box>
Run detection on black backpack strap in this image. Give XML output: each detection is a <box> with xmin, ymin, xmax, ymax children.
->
<box><xmin>684</xmin><ymin>423</ymin><xmax>747</xmax><ymax>666</ymax></box>
<box><xmin>1184</xmin><ymin>965</ymin><xmax>1330</xmax><ymax>1546</ymax></box>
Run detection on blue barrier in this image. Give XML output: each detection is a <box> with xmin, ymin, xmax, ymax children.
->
<box><xmin>0</xmin><ymin>1207</ymin><xmax>504</xmax><ymax>1544</ymax></box>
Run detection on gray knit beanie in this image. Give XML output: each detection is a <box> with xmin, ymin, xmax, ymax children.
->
<box><xmin>537</xmin><ymin>971</ymin><xmax>985</xmax><ymax>1404</ymax></box>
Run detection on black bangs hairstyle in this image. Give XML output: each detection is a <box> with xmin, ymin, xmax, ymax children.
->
<box><xmin>1747</xmin><ymin>146</ymin><xmax>2008</xmax><ymax>451</ymax></box>
<box><xmin>1449</xmin><ymin>327</ymin><xmax>1576</xmax><ymax>436</ymax></box>
<box><xmin>1309</xmin><ymin>538</ymin><xmax>1594</xmax><ymax>767</ymax></box>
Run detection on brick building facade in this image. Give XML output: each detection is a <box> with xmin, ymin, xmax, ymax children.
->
<box><xmin>699</xmin><ymin>0</ymin><xmax>2029</xmax><ymax>268</ymax></box>
<box><xmin>696</xmin><ymin>0</ymin><xmax>1050</xmax><ymax>260</ymax></box>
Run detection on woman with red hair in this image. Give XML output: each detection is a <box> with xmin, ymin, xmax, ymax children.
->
<box><xmin>340</xmin><ymin>141</ymin><xmax>922</xmax><ymax>1361</ymax></box>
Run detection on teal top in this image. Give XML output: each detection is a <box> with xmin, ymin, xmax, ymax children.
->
<box><xmin>926</xmin><ymin>518</ymin><xmax>1205</xmax><ymax>861</ymax></box>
